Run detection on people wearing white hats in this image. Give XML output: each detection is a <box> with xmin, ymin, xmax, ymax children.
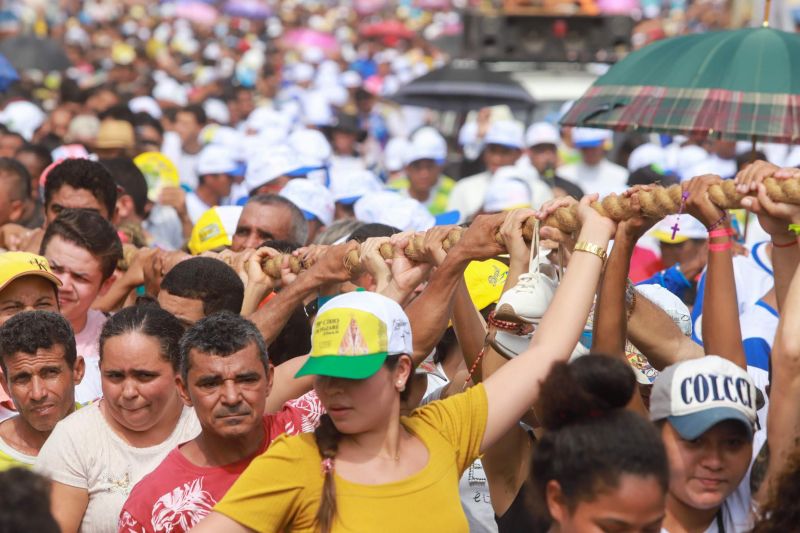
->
<box><xmin>481</xmin><ymin>167</ymin><xmax>534</xmax><ymax>214</ymax></box>
<box><xmin>524</xmin><ymin>122</ymin><xmax>561</xmax><ymax>180</ymax></box>
<box><xmin>185</xmin><ymin>145</ymin><xmax>241</xmax><ymax>224</ymax></box>
<box><xmin>383</xmin><ymin>137</ymin><xmax>411</xmax><ymax>183</ymax></box>
<box><xmin>0</xmin><ymin>101</ymin><xmax>46</xmax><ymax>141</ymax></box>
<box><xmin>389</xmin><ymin>127</ymin><xmax>455</xmax><ymax>215</ymax></box>
<box><xmin>244</xmin><ymin>145</ymin><xmax>304</xmax><ymax>196</ymax></box>
<box><xmin>558</xmin><ymin>127</ymin><xmax>628</xmax><ymax>197</ymax></box>
<box><xmin>328</xmin><ymin>165</ymin><xmax>384</xmax><ymax>220</ymax></box>
<box><xmin>287</xmin><ymin>128</ymin><xmax>332</xmax><ymax>186</ymax></box>
<box><xmin>354</xmin><ymin>190</ymin><xmax>458</xmax><ymax>232</ymax></box>
<box><xmin>627</xmin><ymin>143</ymin><xmax>667</xmax><ymax>173</ymax></box>
<box><xmin>448</xmin><ymin>120</ymin><xmax>549</xmax><ymax>222</ymax></box>
<box><xmin>279</xmin><ymin>178</ymin><xmax>334</xmax><ymax>244</ymax></box>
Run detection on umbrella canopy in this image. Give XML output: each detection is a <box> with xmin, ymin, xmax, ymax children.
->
<box><xmin>360</xmin><ymin>20</ymin><xmax>415</xmax><ymax>41</ymax></box>
<box><xmin>282</xmin><ymin>29</ymin><xmax>338</xmax><ymax>52</ymax></box>
<box><xmin>0</xmin><ymin>36</ymin><xmax>71</xmax><ymax>72</ymax></box>
<box><xmin>223</xmin><ymin>0</ymin><xmax>271</xmax><ymax>20</ymax></box>
<box><xmin>0</xmin><ymin>54</ymin><xmax>18</xmax><ymax>92</ymax></box>
<box><xmin>391</xmin><ymin>60</ymin><xmax>535</xmax><ymax>112</ymax></box>
<box><xmin>561</xmin><ymin>27</ymin><xmax>800</xmax><ymax>143</ymax></box>
<box><xmin>175</xmin><ymin>1</ymin><xmax>219</xmax><ymax>25</ymax></box>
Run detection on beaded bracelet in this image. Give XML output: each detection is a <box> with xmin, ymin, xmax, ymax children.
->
<box><xmin>708</xmin><ymin>212</ymin><xmax>729</xmax><ymax>231</ymax></box>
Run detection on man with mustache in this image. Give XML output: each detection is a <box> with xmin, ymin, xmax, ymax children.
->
<box><xmin>118</xmin><ymin>312</ymin><xmax>322</xmax><ymax>533</ymax></box>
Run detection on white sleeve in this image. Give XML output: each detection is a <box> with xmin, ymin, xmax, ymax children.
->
<box><xmin>34</xmin><ymin>413</ymin><xmax>89</xmax><ymax>489</ymax></box>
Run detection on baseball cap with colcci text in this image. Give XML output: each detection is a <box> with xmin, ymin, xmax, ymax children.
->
<box><xmin>649</xmin><ymin>355</ymin><xmax>757</xmax><ymax>440</ymax></box>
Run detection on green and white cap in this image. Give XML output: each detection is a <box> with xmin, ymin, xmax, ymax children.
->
<box><xmin>295</xmin><ymin>291</ymin><xmax>413</xmax><ymax>379</ymax></box>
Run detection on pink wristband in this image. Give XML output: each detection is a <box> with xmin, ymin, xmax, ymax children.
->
<box><xmin>709</xmin><ymin>242</ymin><xmax>732</xmax><ymax>252</ymax></box>
<box><xmin>709</xmin><ymin>228</ymin><xmax>735</xmax><ymax>239</ymax></box>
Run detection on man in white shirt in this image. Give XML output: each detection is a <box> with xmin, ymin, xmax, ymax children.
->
<box><xmin>558</xmin><ymin>127</ymin><xmax>628</xmax><ymax>197</ymax></box>
<box><xmin>448</xmin><ymin>121</ymin><xmax>551</xmax><ymax>222</ymax></box>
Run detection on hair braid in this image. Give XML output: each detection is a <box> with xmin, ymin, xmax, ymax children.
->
<box><xmin>314</xmin><ymin>414</ymin><xmax>342</xmax><ymax>533</ymax></box>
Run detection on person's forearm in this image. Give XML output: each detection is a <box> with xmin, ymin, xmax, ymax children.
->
<box><xmin>592</xmin><ymin>234</ymin><xmax>631</xmax><ymax>357</ymax></box>
<box><xmin>703</xmin><ymin>229</ymin><xmax>746</xmax><ymax>368</ymax></box>
<box><xmin>405</xmin><ymin>252</ymin><xmax>470</xmax><ymax>367</ymax></box>
<box><xmin>92</xmin><ymin>274</ymin><xmax>139</xmax><ymax>312</ymax></box>
<box><xmin>249</xmin><ymin>272</ymin><xmax>320</xmax><ymax>345</ymax></box>
<box><xmin>241</xmin><ymin>283</ymin><xmax>273</xmax><ymax>316</ymax></box>
<box><xmin>771</xmin><ymin>239</ymin><xmax>800</xmax><ymax>312</ymax></box>
<box><xmin>627</xmin><ymin>294</ymin><xmax>703</xmax><ymax>370</ymax></box>
<box><xmin>451</xmin><ymin>278</ymin><xmax>488</xmax><ymax>382</ymax></box>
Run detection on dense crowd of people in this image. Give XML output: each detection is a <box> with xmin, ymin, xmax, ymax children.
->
<box><xmin>1</xmin><ymin>1</ymin><xmax>800</xmax><ymax>533</ymax></box>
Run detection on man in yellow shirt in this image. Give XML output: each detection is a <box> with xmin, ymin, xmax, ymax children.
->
<box><xmin>0</xmin><ymin>310</ymin><xmax>84</xmax><ymax>470</ymax></box>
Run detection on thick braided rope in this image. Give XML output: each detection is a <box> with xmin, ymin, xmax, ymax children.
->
<box><xmin>259</xmin><ymin>177</ymin><xmax>800</xmax><ymax>278</ymax></box>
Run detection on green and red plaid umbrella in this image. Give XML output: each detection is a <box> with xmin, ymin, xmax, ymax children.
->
<box><xmin>560</xmin><ymin>27</ymin><xmax>800</xmax><ymax>143</ymax></box>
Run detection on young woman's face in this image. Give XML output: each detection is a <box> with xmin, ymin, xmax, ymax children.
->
<box><xmin>549</xmin><ymin>474</ymin><xmax>666</xmax><ymax>533</ymax></box>
<box><xmin>314</xmin><ymin>358</ymin><xmax>410</xmax><ymax>435</ymax></box>
<box><xmin>100</xmin><ymin>331</ymin><xmax>181</xmax><ymax>433</ymax></box>
<box><xmin>661</xmin><ymin>420</ymin><xmax>752</xmax><ymax>511</ymax></box>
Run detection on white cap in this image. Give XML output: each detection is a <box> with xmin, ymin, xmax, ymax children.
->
<box><xmin>246</xmin><ymin>106</ymin><xmax>290</xmax><ymax>136</ymax></box>
<box><xmin>302</xmin><ymin>47</ymin><xmax>325</xmax><ymax>65</ymax></box>
<box><xmin>288</xmin><ymin>128</ymin><xmax>332</xmax><ymax>169</ymax></box>
<box><xmin>482</xmin><ymin>166</ymin><xmax>533</xmax><ymax>213</ymax></box>
<box><xmin>628</xmin><ymin>143</ymin><xmax>666</xmax><ymax>172</ymax></box>
<box><xmin>354</xmin><ymin>191</ymin><xmax>436</xmax><ymax>231</ymax></box>
<box><xmin>485</xmin><ymin>120</ymin><xmax>524</xmax><ymax>150</ymax></box>
<box><xmin>302</xmin><ymin>91</ymin><xmax>334</xmax><ymax>127</ymax></box>
<box><xmin>0</xmin><ymin>101</ymin><xmax>45</xmax><ymax>141</ymax></box>
<box><xmin>197</xmin><ymin>144</ymin><xmax>239</xmax><ymax>176</ymax></box>
<box><xmin>572</xmin><ymin>127</ymin><xmax>612</xmax><ymax>149</ymax></box>
<box><xmin>152</xmin><ymin>78</ymin><xmax>188</xmax><ymax>106</ymax></box>
<box><xmin>129</xmin><ymin>96</ymin><xmax>163</xmax><ymax>120</ymax></box>
<box><xmin>675</xmin><ymin>145</ymin><xmax>710</xmax><ymax>181</ymax></box>
<box><xmin>384</xmin><ymin>137</ymin><xmax>411</xmax><ymax>173</ymax></box>
<box><xmin>279</xmin><ymin>178</ymin><xmax>334</xmax><ymax>226</ymax></box>
<box><xmin>203</xmin><ymin>98</ymin><xmax>230</xmax><ymax>125</ymax></box>
<box><xmin>341</xmin><ymin>70</ymin><xmax>362</xmax><ymax>89</ymax></box>
<box><xmin>525</xmin><ymin>122</ymin><xmax>560</xmax><ymax>147</ymax></box>
<box><xmin>293</xmin><ymin>62</ymin><xmax>315</xmax><ymax>84</ymax></box>
<box><xmin>329</xmin><ymin>165</ymin><xmax>383</xmax><ymax>203</ymax></box>
<box><xmin>405</xmin><ymin>127</ymin><xmax>447</xmax><ymax>165</ymax></box>
<box><xmin>245</xmin><ymin>145</ymin><xmax>302</xmax><ymax>193</ymax></box>
<box><xmin>651</xmin><ymin>215</ymin><xmax>708</xmax><ymax>243</ymax></box>
<box><xmin>635</xmin><ymin>284</ymin><xmax>692</xmax><ymax>337</ymax></box>
<box><xmin>650</xmin><ymin>355</ymin><xmax>756</xmax><ymax>440</ymax></box>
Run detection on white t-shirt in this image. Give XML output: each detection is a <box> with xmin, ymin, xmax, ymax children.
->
<box><xmin>0</xmin><ymin>430</ymin><xmax>35</xmax><ymax>466</ymax></box>
<box><xmin>557</xmin><ymin>159</ymin><xmax>629</xmax><ymax>197</ymax></box>
<box><xmin>74</xmin><ymin>310</ymin><xmax>107</xmax><ymax>405</ymax></box>
<box><xmin>741</xmin><ymin>299</ymin><xmax>778</xmax><ymax>437</ymax></box>
<box><xmin>185</xmin><ymin>191</ymin><xmax>211</xmax><ymax>225</ymax></box>
<box><xmin>447</xmin><ymin>170</ymin><xmax>554</xmax><ymax>223</ymax></box>
<box><xmin>34</xmin><ymin>403</ymin><xmax>200</xmax><ymax>533</ymax></box>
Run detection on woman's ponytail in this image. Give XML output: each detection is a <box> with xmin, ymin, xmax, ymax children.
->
<box><xmin>314</xmin><ymin>413</ymin><xmax>342</xmax><ymax>533</ymax></box>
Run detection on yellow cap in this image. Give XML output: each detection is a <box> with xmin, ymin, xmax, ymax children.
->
<box><xmin>188</xmin><ymin>206</ymin><xmax>243</xmax><ymax>255</ymax></box>
<box><xmin>0</xmin><ymin>252</ymin><xmax>61</xmax><ymax>293</ymax></box>
<box><xmin>463</xmin><ymin>259</ymin><xmax>508</xmax><ymax>311</ymax></box>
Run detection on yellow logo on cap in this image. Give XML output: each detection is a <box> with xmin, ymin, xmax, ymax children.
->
<box><xmin>312</xmin><ymin>309</ymin><xmax>388</xmax><ymax>358</ymax></box>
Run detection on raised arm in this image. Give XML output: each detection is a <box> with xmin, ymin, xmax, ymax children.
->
<box><xmin>738</xmin><ymin>163</ymin><xmax>800</xmax><ymax>312</ymax></box>
<box><xmin>404</xmin><ymin>215</ymin><xmax>506</xmax><ymax>368</ymax></box>
<box><xmin>757</xmin><ymin>257</ymin><xmax>800</xmax><ymax>505</ymax></box>
<box><xmin>686</xmin><ymin>175</ymin><xmax>746</xmax><ymax>369</ymax></box>
<box><xmin>592</xmin><ymin>192</ymin><xmax>656</xmax><ymax>416</ymax></box>
<box><xmin>480</xmin><ymin>195</ymin><xmax>617</xmax><ymax>452</ymax></box>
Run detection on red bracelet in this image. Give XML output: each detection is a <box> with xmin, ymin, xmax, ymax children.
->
<box><xmin>708</xmin><ymin>228</ymin><xmax>735</xmax><ymax>239</ymax></box>
<box><xmin>709</xmin><ymin>241</ymin><xmax>733</xmax><ymax>252</ymax></box>
<box><xmin>773</xmin><ymin>238</ymin><xmax>798</xmax><ymax>248</ymax></box>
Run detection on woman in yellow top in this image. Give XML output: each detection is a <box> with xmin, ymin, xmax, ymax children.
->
<box><xmin>193</xmin><ymin>196</ymin><xmax>617</xmax><ymax>533</ymax></box>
